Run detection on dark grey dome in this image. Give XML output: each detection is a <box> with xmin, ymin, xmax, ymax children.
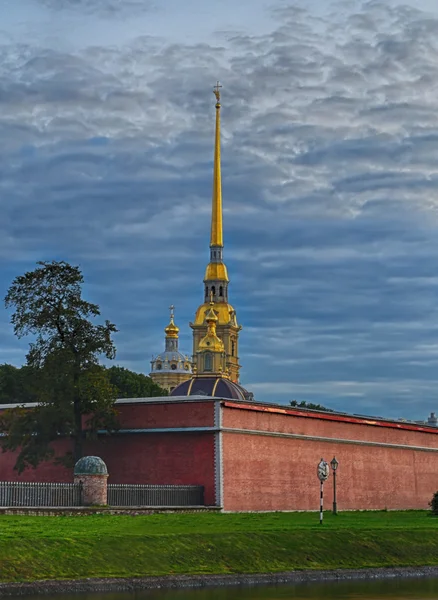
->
<box><xmin>171</xmin><ymin>376</ymin><xmax>254</xmax><ymax>401</ymax></box>
<box><xmin>74</xmin><ymin>456</ymin><xmax>108</xmax><ymax>476</ymax></box>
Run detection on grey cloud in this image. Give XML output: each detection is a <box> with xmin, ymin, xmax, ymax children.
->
<box><xmin>2</xmin><ymin>1</ymin><xmax>438</xmax><ymax>420</ymax></box>
<box><xmin>34</xmin><ymin>0</ymin><xmax>154</xmax><ymax>17</ymax></box>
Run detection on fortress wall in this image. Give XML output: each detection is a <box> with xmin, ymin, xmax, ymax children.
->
<box><xmin>1</xmin><ymin>398</ymin><xmax>437</xmax><ymax>511</ymax></box>
<box><xmin>0</xmin><ymin>438</ymin><xmax>73</xmax><ymax>483</ymax></box>
<box><xmin>220</xmin><ymin>403</ymin><xmax>438</xmax><ymax>511</ymax></box>
<box><xmin>115</xmin><ymin>400</ymin><xmax>215</xmax><ymax>429</ymax></box>
<box><xmin>0</xmin><ymin>431</ymin><xmax>216</xmax><ymax>505</ymax></box>
<box><xmin>221</xmin><ymin>403</ymin><xmax>438</xmax><ymax>447</ymax></box>
<box><xmin>0</xmin><ymin>400</ymin><xmax>217</xmax><ymax>505</ymax></box>
<box><xmin>86</xmin><ymin>432</ymin><xmax>216</xmax><ymax>506</ymax></box>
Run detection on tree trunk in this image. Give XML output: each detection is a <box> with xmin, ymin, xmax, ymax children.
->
<box><xmin>73</xmin><ymin>396</ymin><xmax>83</xmax><ymax>463</ymax></box>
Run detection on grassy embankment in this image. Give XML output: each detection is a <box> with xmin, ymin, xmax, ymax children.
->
<box><xmin>0</xmin><ymin>511</ymin><xmax>437</xmax><ymax>582</ymax></box>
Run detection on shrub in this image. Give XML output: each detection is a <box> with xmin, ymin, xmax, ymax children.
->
<box><xmin>429</xmin><ymin>491</ymin><xmax>438</xmax><ymax>515</ymax></box>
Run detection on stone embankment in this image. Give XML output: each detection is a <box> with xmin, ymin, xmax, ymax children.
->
<box><xmin>1</xmin><ymin>567</ymin><xmax>438</xmax><ymax>597</ymax></box>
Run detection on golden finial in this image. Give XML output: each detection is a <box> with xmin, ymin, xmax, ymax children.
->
<box><xmin>213</xmin><ymin>80</ymin><xmax>222</xmax><ymax>105</ymax></box>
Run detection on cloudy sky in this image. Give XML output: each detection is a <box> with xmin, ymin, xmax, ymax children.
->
<box><xmin>2</xmin><ymin>0</ymin><xmax>438</xmax><ymax>420</ymax></box>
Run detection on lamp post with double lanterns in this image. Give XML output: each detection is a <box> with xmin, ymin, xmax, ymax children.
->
<box><xmin>330</xmin><ymin>456</ymin><xmax>339</xmax><ymax>515</ymax></box>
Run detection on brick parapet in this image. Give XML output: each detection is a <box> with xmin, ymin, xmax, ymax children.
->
<box><xmin>221</xmin><ymin>403</ymin><xmax>438</xmax><ymax>448</ymax></box>
<box><xmin>115</xmin><ymin>401</ymin><xmax>215</xmax><ymax>429</ymax></box>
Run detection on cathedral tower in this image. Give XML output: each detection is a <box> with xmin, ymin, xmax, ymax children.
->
<box><xmin>190</xmin><ymin>83</ymin><xmax>242</xmax><ymax>383</ymax></box>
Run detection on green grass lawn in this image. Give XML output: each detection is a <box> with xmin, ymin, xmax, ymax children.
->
<box><xmin>0</xmin><ymin>511</ymin><xmax>437</xmax><ymax>583</ymax></box>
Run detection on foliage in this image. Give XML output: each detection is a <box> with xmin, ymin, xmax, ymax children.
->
<box><xmin>0</xmin><ymin>363</ymin><xmax>167</xmax><ymax>405</ymax></box>
<box><xmin>0</xmin><ymin>364</ymin><xmax>39</xmax><ymax>404</ymax></box>
<box><xmin>430</xmin><ymin>491</ymin><xmax>438</xmax><ymax>516</ymax></box>
<box><xmin>106</xmin><ymin>366</ymin><xmax>167</xmax><ymax>398</ymax></box>
<box><xmin>1</xmin><ymin>261</ymin><xmax>118</xmax><ymax>471</ymax></box>
<box><xmin>290</xmin><ymin>399</ymin><xmax>334</xmax><ymax>412</ymax></box>
<box><xmin>0</xmin><ymin>511</ymin><xmax>436</xmax><ymax>582</ymax></box>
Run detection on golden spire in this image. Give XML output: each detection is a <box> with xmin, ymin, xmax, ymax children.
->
<box><xmin>164</xmin><ymin>304</ymin><xmax>179</xmax><ymax>339</ymax></box>
<box><xmin>210</xmin><ymin>81</ymin><xmax>223</xmax><ymax>248</ymax></box>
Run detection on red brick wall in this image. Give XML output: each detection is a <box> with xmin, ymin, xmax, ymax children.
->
<box><xmin>3</xmin><ymin>399</ymin><xmax>437</xmax><ymax>512</ymax></box>
<box><xmin>222</xmin><ymin>403</ymin><xmax>438</xmax><ymax>448</ymax></box>
<box><xmin>115</xmin><ymin>401</ymin><xmax>215</xmax><ymax>429</ymax></box>
<box><xmin>85</xmin><ymin>432</ymin><xmax>216</xmax><ymax>505</ymax></box>
<box><xmin>221</xmin><ymin>405</ymin><xmax>438</xmax><ymax>511</ymax></box>
<box><xmin>0</xmin><ymin>431</ymin><xmax>216</xmax><ymax>506</ymax></box>
<box><xmin>0</xmin><ymin>438</ymin><xmax>73</xmax><ymax>483</ymax></box>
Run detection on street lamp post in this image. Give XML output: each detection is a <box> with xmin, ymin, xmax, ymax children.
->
<box><xmin>330</xmin><ymin>456</ymin><xmax>339</xmax><ymax>515</ymax></box>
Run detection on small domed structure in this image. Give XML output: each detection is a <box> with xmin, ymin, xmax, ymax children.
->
<box><xmin>74</xmin><ymin>456</ymin><xmax>108</xmax><ymax>476</ymax></box>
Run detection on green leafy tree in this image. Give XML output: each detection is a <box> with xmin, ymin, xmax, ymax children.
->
<box><xmin>290</xmin><ymin>400</ymin><xmax>333</xmax><ymax>412</ymax></box>
<box><xmin>0</xmin><ymin>364</ymin><xmax>24</xmax><ymax>404</ymax></box>
<box><xmin>0</xmin><ymin>260</ymin><xmax>118</xmax><ymax>472</ymax></box>
<box><xmin>106</xmin><ymin>366</ymin><xmax>167</xmax><ymax>398</ymax></box>
<box><xmin>0</xmin><ymin>363</ymin><xmax>167</xmax><ymax>404</ymax></box>
<box><xmin>430</xmin><ymin>491</ymin><xmax>438</xmax><ymax>516</ymax></box>
<box><xmin>0</xmin><ymin>364</ymin><xmax>39</xmax><ymax>404</ymax></box>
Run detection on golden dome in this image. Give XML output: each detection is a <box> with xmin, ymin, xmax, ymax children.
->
<box><xmin>165</xmin><ymin>319</ymin><xmax>179</xmax><ymax>338</ymax></box>
<box><xmin>164</xmin><ymin>305</ymin><xmax>179</xmax><ymax>338</ymax></box>
<box><xmin>204</xmin><ymin>262</ymin><xmax>229</xmax><ymax>282</ymax></box>
<box><xmin>193</xmin><ymin>302</ymin><xmax>237</xmax><ymax>326</ymax></box>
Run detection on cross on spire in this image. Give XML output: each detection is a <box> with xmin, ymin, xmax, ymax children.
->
<box><xmin>213</xmin><ymin>80</ymin><xmax>222</xmax><ymax>102</ymax></box>
<box><xmin>169</xmin><ymin>304</ymin><xmax>175</xmax><ymax>319</ymax></box>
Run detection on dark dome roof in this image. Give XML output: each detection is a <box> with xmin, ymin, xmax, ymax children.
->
<box><xmin>170</xmin><ymin>376</ymin><xmax>254</xmax><ymax>401</ymax></box>
<box><xmin>74</xmin><ymin>456</ymin><xmax>108</xmax><ymax>476</ymax></box>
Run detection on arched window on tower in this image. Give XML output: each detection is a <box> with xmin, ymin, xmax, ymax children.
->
<box><xmin>205</xmin><ymin>286</ymin><xmax>208</xmax><ymax>299</ymax></box>
<box><xmin>211</xmin><ymin>286</ymin><xmax>216</xmax><ymax>297</ymax></box>
<box><xmin>219</xmin><ymin>286</ymin><xmax>223</xmax><ymax>297</ymax></box>
<box><xmin>231</xmin><ymin>340</ymin><xmax>235</xmax><ymax>357</ymax></box>
<box><xmin>204</xmin><ymin>352</ymin><xmax>212</xmax><ymax>371</ymax></box>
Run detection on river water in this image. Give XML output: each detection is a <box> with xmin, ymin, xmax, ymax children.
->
<box><xmin>14</xmin><ymin>578</ymin><xmax>438</xmax><ymax>600</ymax></box>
